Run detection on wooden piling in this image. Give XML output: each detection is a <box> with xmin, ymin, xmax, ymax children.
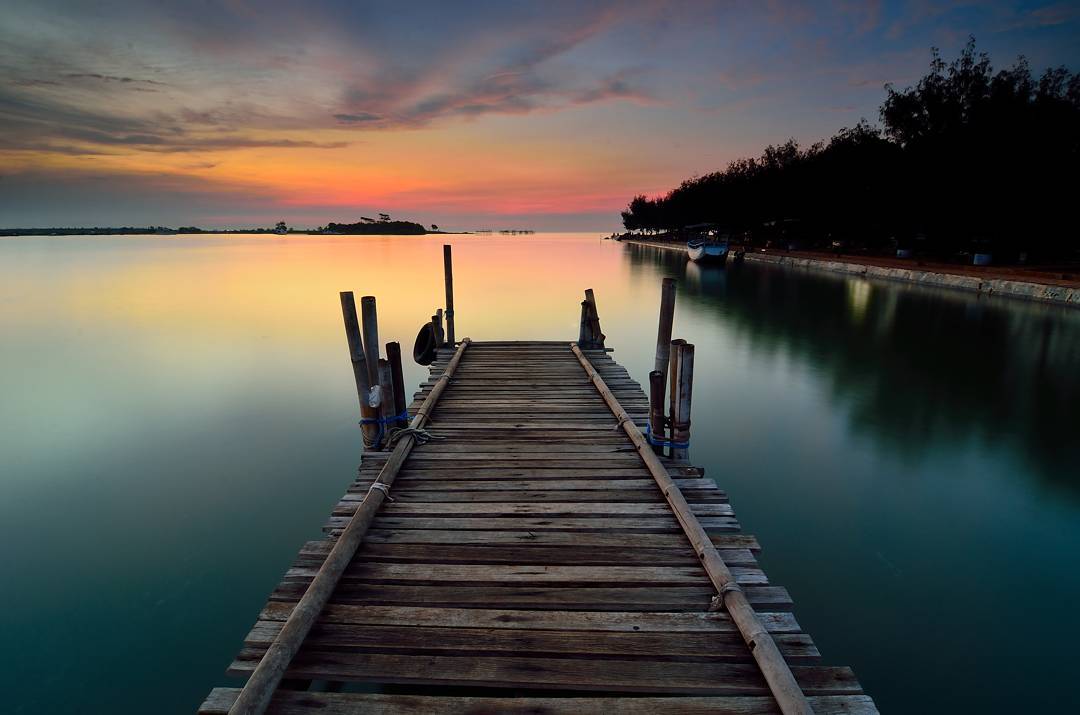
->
<box><xmin>578</xmin><ymin>300</ymin><xmax>590</xmax><ymax>346</ymax></box>
<box><xmin>443</xmin><ymin>244</ymin><xmax>455</xmax><ymax>345</ymax></box>
<box><xmin>654</xmin><ymin>278</ymin><xmax>677</xmax><ymax>379</ymax></box>
<box><xmin>648</xmin><ymin>370</ymin><xmax>666</xmax><ymax>455</ymax></box>
<box><xmin>434</xmin><ymin>309</ymin><xmax>445</xmax><ymax>348</ymax></box>
<box><xmin>226</xmin><ymin>339</ymin><xmax>472</xmax><ymax>715</ymax></box>
<box><xmin>583</xmin><ymin>288</ymin><xmax>605</xmax><ymax>348</ymax></box>
<box><xmin>668</xmin><ymin>338</ymin><xmax>686</xmax><ymax>440</ymax></box>
<box><xmin>339</xmin><ymin>292</ymin><xmax>380</xmax><ymax>449</ymax></box>
<box><xmin>376</xmin><ymin>359</ymin><xmax>396</xmax><ymax>446</ymax></box>
<box><xmin>360</xmin><ymin>296</ymin><xmax>380</xmax><ymax>388</ymax></box>
<box><xmin>650</xmin><ymin>279</ymin><xmax>677</xmax><ymax>456</ymax></box>
<box><xmin>671</xmin><ymin>343</ymin><xmax>694</xmax><ymax>461</ymax></box>
<box><xmin>385</xmin><ymin>341</ymin><xmax>407</xmax><ymax>428</ymax></box>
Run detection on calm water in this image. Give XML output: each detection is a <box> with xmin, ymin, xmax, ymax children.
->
<box><xmin>2</xmin><ymin>234</ymin><xmax>1078</xmax><ymax>713</ymax></box>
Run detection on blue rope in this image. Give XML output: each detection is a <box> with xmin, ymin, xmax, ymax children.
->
<box><xmin>359</xmin><ymin>410</ymin><xmax>411</xmax><ymax>447</ymax></box>
<box><xmin>645</xmin><ymin>424</ymin><xmax>689</xmax><ymax>449</ymax></box>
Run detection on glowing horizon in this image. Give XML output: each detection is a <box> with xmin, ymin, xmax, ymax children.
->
<box><xmin>2</xmin><ymin>1</ymin><xmax>1077</xmax><ymax>230</ymax></box>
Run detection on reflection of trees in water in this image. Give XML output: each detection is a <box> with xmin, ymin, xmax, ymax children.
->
<box><xmin>624</xmin><ymin>243</ymin><xmax>1080</xmax><ymax>497</ymax></box>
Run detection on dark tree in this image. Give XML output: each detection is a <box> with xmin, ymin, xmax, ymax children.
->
<box><xmin>622</xmin><ymin>39</ymin><xmax>1080</xmax><ymax>262</ymax></box>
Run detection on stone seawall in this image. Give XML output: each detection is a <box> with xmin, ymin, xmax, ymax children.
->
<box><xmin>622</xmin><ymin>240</ymin><xmax>1080</xmax><ymax>308</ymax></box>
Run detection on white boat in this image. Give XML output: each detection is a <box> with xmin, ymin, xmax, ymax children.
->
<box><xmin>687</xmin><ymin>238</ymin><xmax>729</xmax><ymax>264</ymax></box>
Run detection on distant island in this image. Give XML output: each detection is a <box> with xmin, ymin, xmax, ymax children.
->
<box><xmin>0</xmin><ymin>217</ymin><xmax>540</xmax><ymax>237</ymax></box>
<box><xmin>1</xmin><ymin>214</ymin><xmax>437</xmax><ymax>237</ymax></box>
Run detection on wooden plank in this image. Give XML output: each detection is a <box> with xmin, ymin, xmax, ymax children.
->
<box><xmin>336</xmin><ymin>501</ymin><xmax>735</xmax><ymax>517</ymax></box>
<box><xmin>256</xmin><ymin>603</ymin><xmax>800</xmax><ymax>633</ymax></box>
<box><xmin>296</xmin><ymin>542</ymin><xmax>755</xmax><ymax>566</ymax></box>
<box><xmin>200</xmin><ymin>689</ymin><xmax>880</xmax><ymax>715</ymax></box>
<box><xmin>241</xmin><ymin>621</ymin><xmax>820</xmax><ymax>662</ymax></box>
<box><xmin>226</xmin><ymin>652</ymin><xmax>862</xmax><ymax>695</ymax></box>
<box><xmin>355</xmin><ymin>529</ymin><xmax>759</xmax><ymax>549</ymax></box>
<box><xmin>325</xmin><ymin>515</ymin><xmax>741</xmax><ymax>533</ymax></box>
<box><xmin>350</xmin><ymin>478</ymin><xmax>718</xmax><ymax>490</ymax></box>
<box><xmin>268</xmin><ymin>583</ymin><xmax>795</xmax><ymax>610</ymax></box>
<box><xmin>283</xmin><ymin>563</ymin><xmax>766</xmax><ymax>586</ymax></box>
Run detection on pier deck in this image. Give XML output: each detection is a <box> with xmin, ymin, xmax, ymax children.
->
<box><xmin>201</xmin><ymin>340</ymin><xmax>876</xmax><ymax>714</ymax></box>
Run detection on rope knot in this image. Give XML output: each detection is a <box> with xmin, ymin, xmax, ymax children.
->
<box><xmin>368</xmin><ymin>481</ymin><xmax>393</xmax><ymax>502</ymax></box>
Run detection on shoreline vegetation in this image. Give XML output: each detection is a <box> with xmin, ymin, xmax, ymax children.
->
<box><xmin>618</xmin><ymin>40</ymin><xmax>1080</xmax><ymax>268</ymax></box>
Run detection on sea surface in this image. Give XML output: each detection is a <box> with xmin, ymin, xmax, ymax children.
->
<box><xmin>2</xmin><ymin>233</ymin><xmax>1078</xmax><ymax>713</ymax></box>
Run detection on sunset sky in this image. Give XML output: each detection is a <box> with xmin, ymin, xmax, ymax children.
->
<box><xmin>2</xmin><ymin>0</ymin><xmax>1078</xmax><ymax>230</ymax></box>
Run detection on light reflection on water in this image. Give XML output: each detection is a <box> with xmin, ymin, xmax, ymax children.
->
<box><xmin>1</xmin><ymin>233</ymin><xmax>1078</xmax><ymax>713</ymax></box>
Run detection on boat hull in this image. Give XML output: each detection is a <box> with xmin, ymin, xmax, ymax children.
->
<box><xmin>687</xmin><ymin>242</ymin><xmax>729</xmax><ymax>264</ymax></box>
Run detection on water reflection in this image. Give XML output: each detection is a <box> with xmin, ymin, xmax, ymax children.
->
<box><xmin>625</xmin><ymin>243</ymin><xmax>1080</xmax><ymax>497</ymax></box>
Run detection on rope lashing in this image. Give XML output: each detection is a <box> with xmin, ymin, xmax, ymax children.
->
<box><xmin>366</xmin><ymin>481</ymin><xmax>393</xmax><ymax>502</ymax></box>
<box><xmin>645</xmin><ymin>424</ymin><xmax>689</xmax><ymax>449</ymax></box>
<box><xmin>708</xmin><ymin>581</ymin><xmax>743</xmax><ymax>612</ymax></box>
<box><xmin>386</xmin><ymin>425</ymin><xmax>444</xmax><ymax>447</ymax></box>
<box><xmin>359</xmin><ymin>410</ymin><xmax>411</xmax><ymax>448</ymax></box>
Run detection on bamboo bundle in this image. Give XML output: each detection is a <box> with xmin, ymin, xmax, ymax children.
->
<box><xmin>340</xmin><ymin>292</ymin><xmax>380</xmax><ymax>449</ymax></box>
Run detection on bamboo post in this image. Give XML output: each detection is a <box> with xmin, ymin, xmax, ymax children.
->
<box><xmin>654</xmin><ymin>278</ymin><xmax>677</xmax><ymax>378</ymax></box>
<box><xmin>340</xmin><ymin>292</ymin><xmax>380</xmax><ymax>449</ymax></box>
<box><xmin>569</xmin><ymin>342</ymin><xmax>813</xmax><ymax>715</ymax></box>
<box><xmin>376</xmin><ymin>359</ymin><xmax>396</xmax><ymax>447</ymax></box>
<box><xmin>671</xmin><ymin>343</ymin><xmax>694</xmax><ymax>461</ymax></box>
<box><xmin>583</xmin><ymin>288</ymin><xmax>605</xmax><ymax>347</ymax></box>
<box><xmin>360</xmin><ymin>296</ymin><xmax>380</xmax><ymax>388</ymax></box>
<box><xmin>385</xmin><ymin>341</ymin><xmax>407</xmax><ymax>428</ymax></box>
<box><xmin>650</xmin><ymin>278</ymin><xmax>676</xmax><ymax>454</ymax></box>
<box><xmin>228</xmin><ymin>339</ymin><xmax>472</xmax><ymax>715</ymax></box>
<box><xmin>443</xmin><ymin>244</ymin><xmax>455</xmax><ymax>345</ymax></box>
<box><xmin>668</xmin><ymin>338</ymin><xmax>686</xmax><ymax>439</ymax></box>
<box><xmin>648</xmin><ymin>370</ymin><xmax>666</xmax><ymax>455</ymax></box>
<box><xmin>578</xmin><ymin>300</ymin><xmax>590</xmax><ymax>347</ymax></box>
<box><xmin>435</xmin><ymin>308</ymin><xmax>445</xmax><ymax>347</ymax></box>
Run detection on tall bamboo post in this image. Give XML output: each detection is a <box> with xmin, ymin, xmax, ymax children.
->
<box><xmin>385</xmin><ymin>341</ymin><xmax>407</xmax><ymax>428</ymax></box>
<box><xmin>654</xmin><ymin>278</ymin><xmax>677</xmax><ymax>378</ymax></box>
<box><xmin>668</xmin><ymin>338</ymin><xmax>686</xmax><ymax>438</ymax></box>
<box><xmin>578</xmin><ymin>300</ymin><xmax>590</xmax><ymax>346</ymax></box>
<box><xmin>376</xmin><ymin>358</ymin><xmax>396</xmax><ymax>446</ymax></box>
<box><xmin>339</xmin><ymin>292</ymin><xmax>380</xmax><ymax>449</ymax></box>
<box><xmin>443</xmin><ymin>244</ymin><xmax>455</xmax><ymax>345</ymax></box>
<box><xmin>228</xmin><ymin>339</ymin><xmax>472</xmax><ymax>715</ymax></box>
<box><xmin>671</xmin><ymin>343</ymin><xmax>694</xmax><ymax>461</ymax></box>
<box><xmin>570</xmin><ymin>342</ymin><xmax>812</xmax><ymax>715</ymax></box>
<box><xmin>648</xmin><ymin>370</ymin><xmax>666</xmax><ymax>455</ymax></box>
<box><xmin>360</xmin><ymin>296</ymin><xmax>380</xmax><ymax>388</ymax></box>
<box><xmin>650</xmin><ymin>278</ymin><xmax>677</xmax><ymax>454</ymax></box>
<box><xmin>583</xmin><ymin>288</ymin><xmax>605</xmax><ymax>347</ymax></box>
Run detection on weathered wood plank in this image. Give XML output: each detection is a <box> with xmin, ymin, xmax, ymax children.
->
<box><xmin>256</xmin><ymin>603</ymin><xmax>799</xmax><ymax>633</ymax></box>
<box><xmin>354</xmin><ymin>529</ymin><xmax>759</xmax><ymax>549</ymax></box>
<box><xmin>269</xmin><ymin>583</ymin><xmax>795</xmax><ymax>611</ymax></box>
<box><xmin>226</xmin><ymin>652</ymin><xmax>862</xmax><ymax>695</ymax></box>
<box><xmin>200</xmin><ymin>689</ymin><xmax>879</xmax><ymax>715</ymax></box>
<box><xmin>283</xmin><ymin>563</ymin><xmax>767</xmax><ymax>586</ymax></box>
<box><xmin>242</xmin><ymin>621</ymin><xmax>820</xmax><ymax>662</ymax></box>
<box><xmin>324</xmin><ymin>515</ymin><xmax>742</xmax><ymax>533</ymax></box>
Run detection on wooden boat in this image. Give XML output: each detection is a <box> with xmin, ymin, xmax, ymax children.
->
<box><xmin>687</xmin><ymin>237</ymin><xmax>729</xmax><ymax>264</ymax></box>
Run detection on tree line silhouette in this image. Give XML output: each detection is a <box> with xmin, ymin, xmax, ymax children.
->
<box><xmin>621</xmin><ymin>40</ymin><xmax>1080</xmax><ymax>262</ymax></box>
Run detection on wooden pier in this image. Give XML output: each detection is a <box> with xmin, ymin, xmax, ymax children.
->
<box><xmin>200</xmin><ymin>254</ymin><xmax>876</xmax><ymax>714</ymax></box>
